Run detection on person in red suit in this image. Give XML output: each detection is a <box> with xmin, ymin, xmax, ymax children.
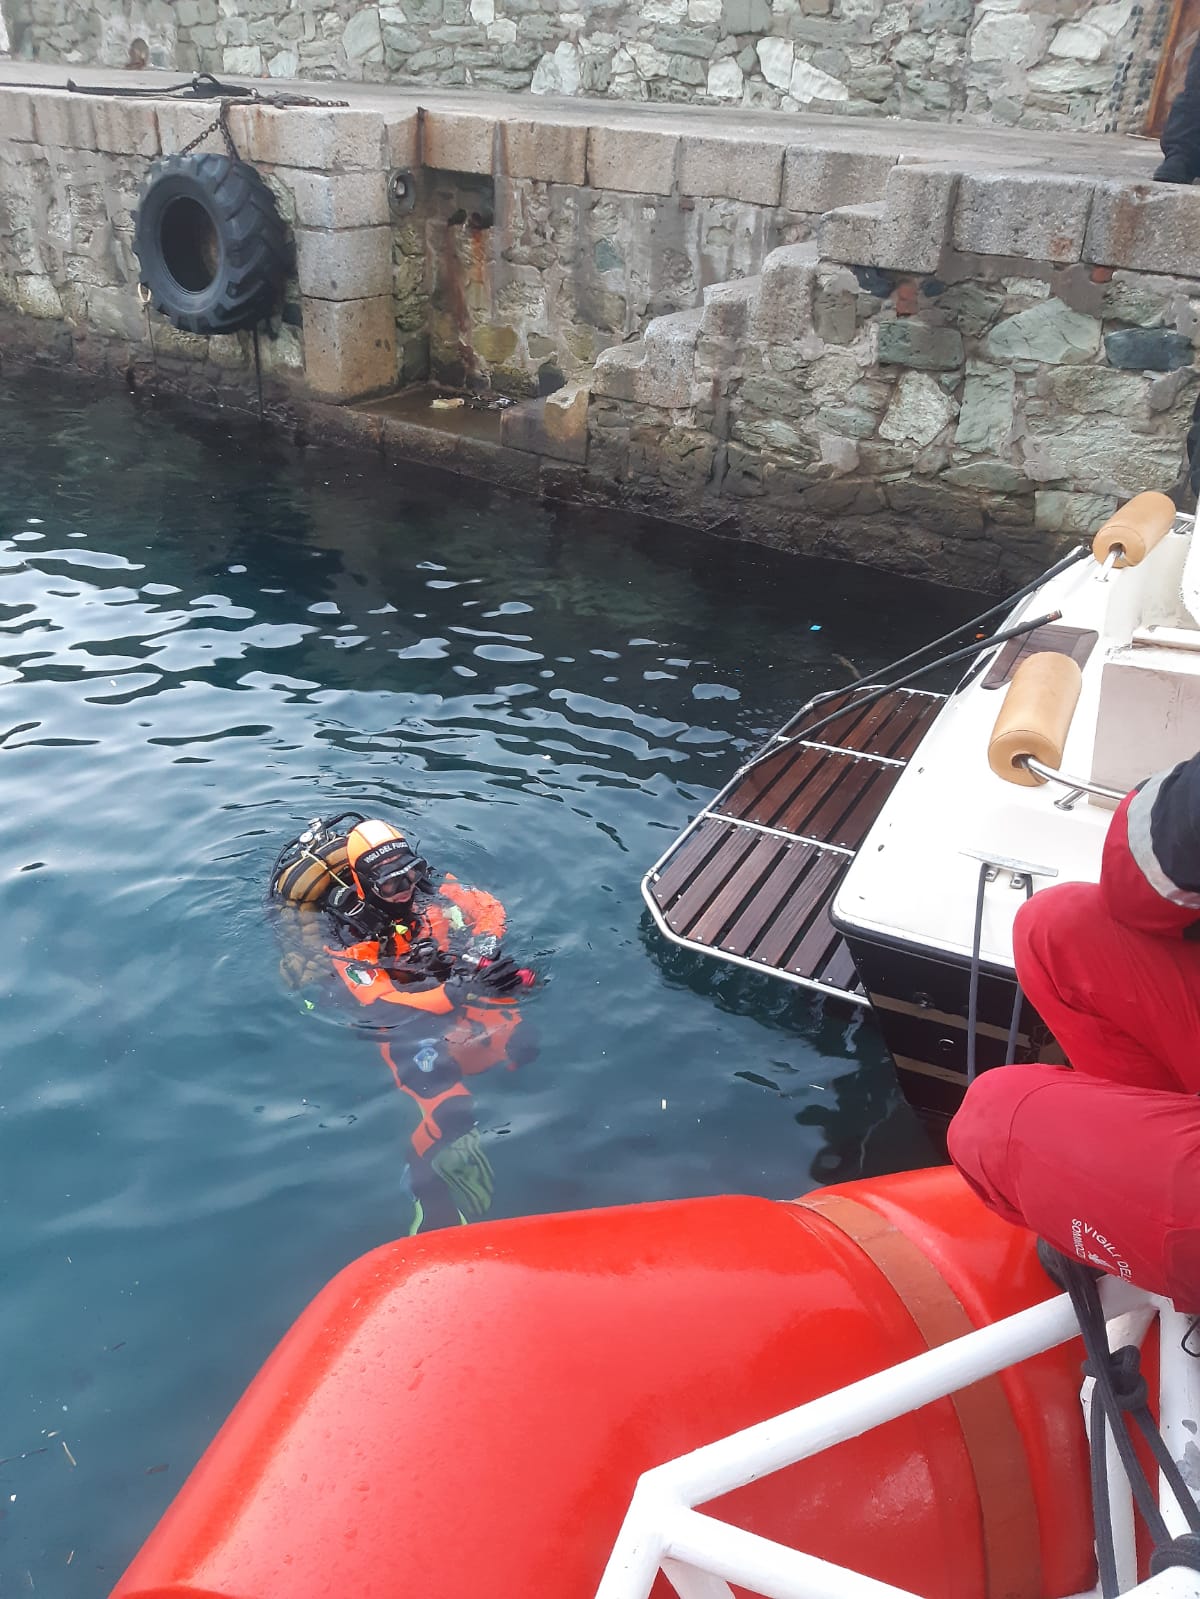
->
<box><xmin>949</xmin><ymin>754</ymin><xmax>1200</xmax><ymax>1306</ymax></box>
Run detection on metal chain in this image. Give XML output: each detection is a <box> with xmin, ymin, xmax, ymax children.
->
<box><xmin>177</xmin><ymin>97</ymin><xmax>239</xmax><ymax>160</ymax></box>
<box><xmin>172</xmin><ymin>85</ymin><xmax>349</xmax><ymax>162</ymax></box>
<box><xmin>129</xmin><ymin>74</ymin><xmax>348</xmax><ymax>380</ymax></box>
<box><xmin>176</xmin><ymin>113</ymin><xmax>221</xmax><ymax>158</ymax></box>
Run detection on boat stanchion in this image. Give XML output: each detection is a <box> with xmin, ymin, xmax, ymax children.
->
<box><xmin>986</xmin><ymin>650</ymin><xmax>1126</xmax><ymax>806</ymax></box>
<box><xmin>1097</xmin><ymin>546</ymin><xmax>1123</xmax><ymax>582</ymax></box>
<box><xmin>988</xmin><ymin>651</ymin><xmax>1084</xmax><ymax>789</ymax></box>
<box><xmin>1092</xmin><ymin>492</ymin><xmax>1178</xmax><ymax>576</ymax></box>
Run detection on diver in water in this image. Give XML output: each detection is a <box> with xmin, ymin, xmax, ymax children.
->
<box><xmin>269</xmin><ymin>813</ymin><xmax>537</xmax><ymax>1233</ymax></box>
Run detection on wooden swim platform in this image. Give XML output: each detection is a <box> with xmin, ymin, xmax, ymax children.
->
<box><xmin>642</xmin><ymin>687</ymin><xmax>946</xmax><ymax>1002</ymax></box>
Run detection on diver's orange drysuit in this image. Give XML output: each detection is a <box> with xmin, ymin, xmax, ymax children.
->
<box><xmin>326</xmin><ymin>872</ymin><xmax>524</xmax><ymax>1076</ymax></box>
<box><xmin>270</xmin><ymin>820</ymin><xmax>536</xmax><ymax>1233</ymax></box>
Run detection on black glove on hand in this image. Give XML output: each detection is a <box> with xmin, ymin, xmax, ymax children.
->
<box><xmin>473</xmin><ymin>955</ymin><xmax>526</xmax><ymax>995</ymax></box>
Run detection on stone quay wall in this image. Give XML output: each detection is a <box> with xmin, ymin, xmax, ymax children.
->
<box><xmin>589</xmin><ymin>200</ymin><xmax>1200</xmax><ymax>590</ymax></box>
<box><xmin>0</xmin><ymin>0</ymin><xmax>1165</xmax><ymax>137</ymax></box>
<box><xmin>0</xmin><ymin>86</ymin><xmax>414</xmax><ymax>401</ymax></box>
<box><xmin>2</xmin><ymin>76</ymin><xmax>1199</xmax><ymax>591</ymax></box>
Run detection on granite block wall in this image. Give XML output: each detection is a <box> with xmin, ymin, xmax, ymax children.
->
<box><xmin>2</xmin><ymin>81</ymin><xmax>1198</xmax><ymax>590</ymax></box>
<box><xmin>586</xmin><ymin>168</ymin><xmax>1200</xmax><ymax>588</ymax></box>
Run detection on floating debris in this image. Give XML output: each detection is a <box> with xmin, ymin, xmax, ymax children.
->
<box><xmin>145</xmin><ymin>1463</ymin><xmax>168</xmax><ymax>1476</ymax></box>
<box><xmin>430</xmin><ymin>397</ymin><xmax>466</xmax><ymax>411</ymax></box>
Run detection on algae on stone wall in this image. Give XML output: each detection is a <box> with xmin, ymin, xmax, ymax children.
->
<box><xmin>415</xmin><ymin>169</ymin><xmax>776</xmax><ymax>398</ymax></box>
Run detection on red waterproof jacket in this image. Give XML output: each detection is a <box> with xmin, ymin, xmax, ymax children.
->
<box><xmin>1101</xmin><ymin>755</ymin><xmax>1200</xmax><ymax>937</ymax></box>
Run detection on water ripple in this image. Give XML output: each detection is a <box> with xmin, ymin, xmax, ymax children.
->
<box><xmin>0</xmin><ymin>369</ymin><xmax>966</xmax><ymax>1595</ymax></box>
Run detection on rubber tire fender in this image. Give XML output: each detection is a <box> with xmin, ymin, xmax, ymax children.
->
<box><xmin>133</xmin><ymin>151</ymin><xmax>290</xmax><ymax>336</ymax></box>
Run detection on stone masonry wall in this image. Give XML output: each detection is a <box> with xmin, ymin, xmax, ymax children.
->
<box><xmin>3</xmin><ymin>80</ymin><xmax>1200</xmax><ymax>592</ymax></box>
<box><xmin>0</xmin><ymin>0</ymin><xmax>1152</xmax><ymax>134</ymax></box>
<box><xmin>418</xmin><ymin>168</ymin><xmax>783</xmax><ymax>396</ymax></box>
<box><xmin>0</xmin><ymin>89</ymin><xmax>430</xmax><ymax>403</ymax></box>
<box><xmin>0</xmin><ymin>89</ymin><xmax>826</xmax><ymax>405</ymax></box>
<box><xmin>586</xmin><ymin>164</ymin><xmax>1200</xmax><ymax>590</ymax></box>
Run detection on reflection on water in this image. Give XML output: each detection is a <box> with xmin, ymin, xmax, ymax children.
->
<box><xmin>0</xmin><ymin>370</ymin><xmax>960</xmax><ymax>1590</ymax></box>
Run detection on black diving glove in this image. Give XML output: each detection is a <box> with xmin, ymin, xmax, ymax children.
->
<box><xmin>471</xmin><ymin>955</ymin><xmax>533</xmax><ymax>995</ymax></box>
<box><xmin>379</xmin><ymin>937</ymin><xmax>455</xmax><ymax>984</ymax></box>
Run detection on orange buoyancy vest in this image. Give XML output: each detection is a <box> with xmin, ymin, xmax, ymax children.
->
<box><xmin>327</xmin><ymin>944</ymin><xmax>456</xmax><ymax>1013</ymax></box>
<box><xmin>431</xmin><ymin>875</ymin><xmax>506</xmax><ymax>944</ymax></box>
<box><xmin>327</xmin><ymin>876</ymin><xmax>508</xmax><ymax>1012</ymax></box>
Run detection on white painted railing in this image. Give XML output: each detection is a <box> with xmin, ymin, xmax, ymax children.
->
<box><xmin>596</xmin><ymin>1279</ymin><xmax>1200</xmax><ymax>1599</ymax></box>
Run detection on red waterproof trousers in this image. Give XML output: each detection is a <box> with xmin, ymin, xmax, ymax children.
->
<box><xmin>947</xmin><ymin>882</ymin><xmax>1200</xmax><ymax>1307</ymax></box>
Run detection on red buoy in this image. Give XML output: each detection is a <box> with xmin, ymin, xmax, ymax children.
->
<box><xmin>111</xmin><ymin>1168</ymin><xmax>1093</xmax><ymax>1599</ymax></box>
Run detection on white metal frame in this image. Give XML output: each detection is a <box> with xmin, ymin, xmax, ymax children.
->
<box><xmin>597</xmin><ymin>1279</ymin><xmax>1200</xmax><ymax>1599</ymax></box>
<box><xmin>639</xmin><ymin>687</ymin><xmax>945</xmax><ymax>1007</ymax></box>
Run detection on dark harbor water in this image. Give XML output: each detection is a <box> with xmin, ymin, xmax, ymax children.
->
<box><xmin>0</xmin><ymin>369</ymin><xmax>972</xmax><ymax>1593</ymax></box>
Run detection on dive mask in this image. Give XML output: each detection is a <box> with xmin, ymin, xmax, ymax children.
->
<box><xmin>357</xmin><ymin>839</ymin><xmax>430</xmax><ymax>907</ymax></box>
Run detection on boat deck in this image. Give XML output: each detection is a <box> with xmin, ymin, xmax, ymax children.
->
<box><xmin>643</xmin><ymin>687</ymin><xmax>945</xmax><ymax>1002</ymax></box>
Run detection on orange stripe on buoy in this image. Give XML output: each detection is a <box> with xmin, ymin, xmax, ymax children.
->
<box><xmin>795</xmin><ymin>1191</ymin><xmax>1043</xmax><ymax>1599</ymax></box>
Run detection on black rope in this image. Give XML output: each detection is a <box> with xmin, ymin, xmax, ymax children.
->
<box><xmin>1003</xmin><ymin>874</ymin><xmax>1035</xmax><ymax>1064</ymax></box>
<box><xmin>57</xmin><ymin>72</ymin><xmax>347</xmax><ymax>108</ymax></box>
<box><xmin>965</xmin><ymin>867</ymin><xmax>1033</xmax><ymax>1086</ymax></box>
<box><xmin>64</xmin><ymin>71</ymin><xmax>251</xmax><ymax>99</ymax></box>
<box><xmin>1089</xmin><ymin>1378</ymin><xmax>1121</xmax><ymax>1599</ymax></box>
<box><xmin>793</xmin><ymin>609</ymin><xmax>1063</xmax><ymax>748</ymax></box>
<box><xmin>252</xmin><ymin>324</ymin><xmax>264</xmax><ymax>423</ymax></box>
<box><xmin>1003</xmin><ymin>986</ymin><xmax>1025</xmax><ymax>1067</ymax></box>
<box><xmin>778</xmin><ymin>543</ymin><xmax>1092</xmax><ymax>739</ymax></box>
<box><xmin>873</xmin><ymin>544</ymin><xmax>1090</xmax><ymax>689</ymax></box>
<box><xmin>1048</xmin><ymin>1250</ymin><xmax>1200</xmax><ymax>1595</ymax></box>
<box><xmin>966</xmin><ymin>862</ymin><xmax>988</xmax><ymax>1086</ymax></box>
